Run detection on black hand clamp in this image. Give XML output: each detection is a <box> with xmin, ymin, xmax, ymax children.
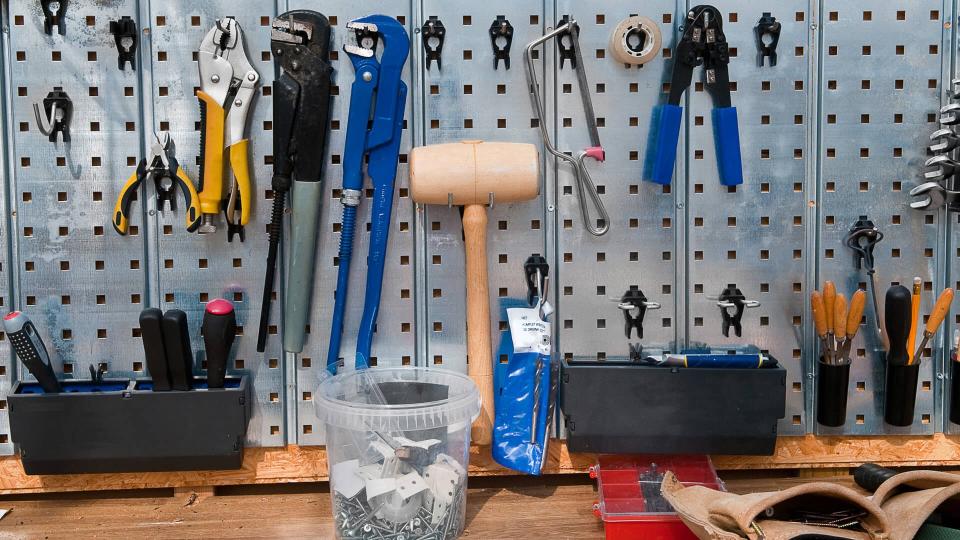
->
<box><xmin>618</xmin><ymin>287</ymin><xmax>661</xmax><ymax>339</ymax></box>
<box><xmin>421</xmin><ymin>16</ymin><xmax>445</xmax><ymax>70</ymax></box>
<box><xmin>109</xmin><ymin>16</ymin><xmax>138</xmax><ymax>71</ymax></box>
<box><xmin>754</xmin><ymin>12</ymin><xmax>781</xmax><ymax>67</ymax></box>
<box><xmin>33</xmin><ymin>90</ymin><xmax>72</xmax><ymax>143</ymax></box>
<box><xmin>489</xmin><ymin>16</ymin><xmax>513</xmax><ymax>70</ymax></box>
<box><xmin>718</xmin><ymin>286</ymin><xmax>759</xmax><ymax>338</ymax></box>
<box><xmin>40</xmin><ymin>0</ymin><xmax>67</xmax><ymax>35</ymax></box>
<box><xmin>523</xmin><ymin>255</ymin><xmax>549</xmax><ymax>307</ymax></box>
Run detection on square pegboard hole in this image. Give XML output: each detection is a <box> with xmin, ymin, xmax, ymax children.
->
<box><xmin>829</xmin><ymin>11</ymin><xmax>838</xmax><ymax>21</ymax></box>
<box><xmin>530</xmin><ymin>15</ymin><xmax>538</xmax><ymax>25</ymax></box>
<box><xmin>896</xmin><ymin>45</ymin><xmax>904</xmax><ymax>55</ymax></box>
<box><xmin>897</xmin><ymin>10</ymin><xmax>906</xmax><ymax>20</ymax></box>
<box><xmin>922</xmin><ymin>381</ymin><xmax>932</xmax><ymax>391</ymax></box>
<box><xmin>862</xmin><ymin>11</ymin><xmax>872</xmax><ymax>21</ymax></box>
<box><xmin>856</xmin><ymin>415</ymin><xmax>865</xmax><ymax>425</ymax></box>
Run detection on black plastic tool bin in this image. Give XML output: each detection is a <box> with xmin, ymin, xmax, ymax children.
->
<box><xmin>817</xmin><ymin>359</ymin><xmax>851</xmax><ymax>427</ymax></box>
<box><xmin>8</xmin><ymin>376</ymin><xmax>251</xmax><ymax>475</ymax></box>
<box><xmin>951</xmin><ymin>356</ymin><xmax>960</xmax><ymax>425</ymax></box>
<box><xmin>560</xmin><ymin>358</ymin><xmax>786</xmax><ymax>455</ymax></box>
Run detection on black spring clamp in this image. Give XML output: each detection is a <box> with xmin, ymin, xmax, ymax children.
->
<box><xmin>489</xmin><ymin>16</ymin><xmax>513</xmax><ymax>69</ymax></box>
<box><xmin>421</xmin><ymin>16</ymin><xmax>445</xmax><ymax>70</ymax></box>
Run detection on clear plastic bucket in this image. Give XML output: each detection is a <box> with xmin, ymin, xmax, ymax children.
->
<box><xmin>315</xmin><ymin>367</ymin><xmax>481</xmax><ymax>540</ymax></box>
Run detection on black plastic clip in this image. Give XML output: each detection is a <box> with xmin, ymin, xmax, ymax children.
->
<box><xmin>718</xmin><ymin>285</ymin><xmax>759</xmax><ymax>338</ymax></box>
<box><xmin>40</xmin><ymin>0</ymin><xmax>67</xmax><ymax>36</ymax></box>
<box><xmin>421</xmin><ymin>16</ymin><xmax>445</xmax><ymax>70</ymax></box>
<box><xmin>845</xmin><ymin>217</ymin><xmax>883</xmax><ymax>272</ymax></box>
<box><xmin>33</xmin><ymin>89</ymin><xmax>72</xmax><ymax>143</ymax></box>
<box><xmin>629</xmin><ymin>343</ymin><xmax>644</xmax><ymax>362</ymax></box>
<box><xmin>754</xmin><ymin>12</ymin><xmax>781</xmax><ymax>67</ymax></box>
<box><xmin>110</xmin><ymin>16</ymin><xmax>138</xmax><ymax>71</ymax></box>
<box><xmin>618</xmin><ymin>287</ymin><xmax>661</xmax><ymax>339</ymax></box>
<box><xmin>489</xmin><ymin>15</ymin><xmax>514</xmax><ymax>70</ymax></box>
<box><xmin>523</xmin><ymin>255</ymin><xmax>549</xmax><ymax>307</ymax></box>
<box><xmin>88</xmin><ymin>363</ymin><xmax>106</xmax><ymax>384</ymax></box>
<box><xmin>557</xmin><ymin>16</ymin><xmax>577</xmax><ymax>69</ymax></box>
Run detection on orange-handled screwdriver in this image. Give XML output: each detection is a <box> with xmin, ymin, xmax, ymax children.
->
<box><xmin>907</xmin><ymin>277</ymin><xmax>921</xmax><ymax>365</ymax></box>
<box><xmin>811</xmin><ymin>291</ymin><xmax>831</xmax><ymax>363</ymax></box>
<box><xmin>911</xmin><ymin>288</ymin><xmax>954</xmax><ymax>365</ymax></box>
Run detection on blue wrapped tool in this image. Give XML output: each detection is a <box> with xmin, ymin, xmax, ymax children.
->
<box><xmin>492</xmin><ymin>258</ymin><xmax>553</xmax><ymax>475</ymax></box>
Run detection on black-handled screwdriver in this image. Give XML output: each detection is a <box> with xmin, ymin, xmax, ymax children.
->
<box><xmin>139</xmin><ymin>308</ymin><xmax>172</xmax><ymax>391</ymax></box>
<box><xmin>202</xmin><ymin>299</ymin><xmax>236</xmax><ymax>389</ymax></box>
<box><xmin>162</xmin><ymin>309</ymin><xmax>195</xmax><ymax>391</ymax></box>
<box><xmin>3</xmin><ymin>312</ymin><xmax>61</xmax><ymax>393</ymax></box>
<box><xmin>885</xmin><ymin>285</ymin><xmax>913</xmax><ymax>366</ymax></box>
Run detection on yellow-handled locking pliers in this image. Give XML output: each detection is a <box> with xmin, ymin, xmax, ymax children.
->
<box><xmin>197</xmin><ymin>17</ymin><xmax>260</xmax><ymax>242</ymax></box>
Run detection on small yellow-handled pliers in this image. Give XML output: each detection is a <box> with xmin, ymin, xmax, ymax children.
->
<box><xmin>112</xmin><ymin>132</ymin><xmax>201</xmax><ymax>235</ymax></box>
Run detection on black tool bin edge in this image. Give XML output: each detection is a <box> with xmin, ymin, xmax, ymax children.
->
<box><xmin>8</xmin><ymin>376</ymin><xmax>251</xmax><ymax>475</ymax></box>
<box><xmin>560</xmin><ymin>359</ymin><xmax>786</xmax><ymax>455</ymax></box>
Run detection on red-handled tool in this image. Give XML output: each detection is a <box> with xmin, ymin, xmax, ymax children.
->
<box><xmin>202</xmin><ymin>299</ymin><xmax>236</xmax><ymax>389</ymax></box>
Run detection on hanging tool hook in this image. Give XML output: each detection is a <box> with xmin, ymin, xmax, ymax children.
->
<box><xmin>717</xmin><ymin>286</ymin><xmax>759</xmax><ymax>338</ymax></box>
<box><xmin>844</xmin><ymin>217</ymin><xmax>886</xmax><ymax>347</ymax></box>
<box><xmin>489</xmin><ymin>15</ymin><xmax>513</xmax><ymax>70</ymax></box>
<box><xmin>753</xmin><ymin>12</ymin><xmax>781</xmax><ymax>67</ymax></box>
<box><xmin>523</xmin><ymin>255</ymin><xmax>549</xmax><ymax>307</ymax></box>
<box><xmin>617</xmin><ymin>288</ymin><xmax>661</xmax><ymax>339</ymax></box>
<box><xmin>524</xmin><ymin>19</ymin><xmax>610</xmax><ymax>236</ymax></box>
<box><xmin>33</xmin><ymin>90</ymin><xmax>72</xmax><ymax>143</ymax></box>
<box><xmin>40</xmin><ymin>0</ymin><xmax>68</xmax><ymax>36</ymax></box>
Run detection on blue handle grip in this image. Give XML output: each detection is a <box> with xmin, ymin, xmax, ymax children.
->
<box><xmin>355</xmin><ymin>182</ymin><xmax>395</xmax><ymax>369</ymax></box>
<box><xmin>646</xmin><ymin>104</ymin><xmax>683</xmax><ymax>185</ymax></box>
<box><xmin>712</xmin><ymin>106</ymin><xmax>743</xmax><ymax>186</ymax></box>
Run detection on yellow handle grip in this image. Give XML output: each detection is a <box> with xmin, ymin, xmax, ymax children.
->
<box><xmin>811</xmin><ymin>291</ymin><xmax>827</xmax><ymax>339</ymax></box>
<box><xmin>111</xmin><ymin>170</ymin><xmax>141</xmax><ymax>235</ymax></box>
<box><xmin>834</xmin><ymin>293</ymin><xmax>848</xmax><ymax>342</ymax></box>
<box><xmin>847</xmin><ymin>289</ymin><xmax>866</xmax><ymax>338</ymax></box>
<box><xmin>926</xmin><ymin>288</ymin><xmax>955</xmax><ymax>335</ymax></box>
<box><xmin>229</xmin><ymin>139</ymin><xmax>253</xmax><ymax>226</ymax></box>
<box><xmin>197</xmin><ymin>91</ymin><xmax>226</xmax><ymax>216</ymax></box>
<box><xmin>175</xmin><ymin>167</ymin><xmax>202</xmax><ymax>232</ymax></box>
<box><xmin>823</xmin><ymin>281</ymin><xmax>836</xmax><ymax>333</ymax></box>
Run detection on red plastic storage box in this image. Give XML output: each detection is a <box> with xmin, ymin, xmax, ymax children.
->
<box><xmin>591</xmin><ymin>454</ymin><xmax>725</xmax><ymax>540</ymax></box>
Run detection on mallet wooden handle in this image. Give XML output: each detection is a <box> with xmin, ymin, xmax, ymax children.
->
<box><xmin>463</xmin><ymin>204</ymin><xmax>494</xmax><ymax>445</ymax></box>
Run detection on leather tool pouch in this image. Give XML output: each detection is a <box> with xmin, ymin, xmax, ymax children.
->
<box><xmin>660</xmin><ymin>471</ymin><xmax>889</xmax><ymax>539</ymax></box>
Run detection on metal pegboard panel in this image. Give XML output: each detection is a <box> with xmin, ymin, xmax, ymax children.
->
<box><xmin>942</xmin><ymin>0</ymin><xmax>960</xmax><ymax>436</ymax></box>
<box><xmin>146</xmin><ymin>3</ymin><xmax>284</xmax><ymax>446</ymax></box>
<box><xmin>553</xmin><ymin>1</ymin><xmax>680</xmax><ymax>359</ymax></box>
<box><xmin>816</xmin><ymin>0</ymin><xmax>947</xmax><ymax>435</ymax></box>
<box><xmin>684</xmin><ymin>1</ymin><xmax>812</xmax><ymax>435</ymax></box>
<box><xmin>419</xmin><ymin>1</ymin><xmax>549</xmax><ymax>374</ymax></box>
<box><xmin>0</xmin><ymin>11</ymin><xmax>12</xmax><ymax>456</ymax></box>
<box><xmin>4</xmin><ymin>0</ymin><xmax>145</xmax><ymax>444</ymax></box>
<box><xmin>291</xmin><ymin>1</ymin><xmax>417</xmax><ymax>446</ymax></box>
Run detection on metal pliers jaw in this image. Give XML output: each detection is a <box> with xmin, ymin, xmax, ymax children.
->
<box><xmin>112</xmin><ymin>133</ymin><xmax>201</xmax><ymax>235</ymax></box>
<box><xmin>197</xmin><ymin>17</ymin><xmax>260</xmax><ymax>241</ymax></box>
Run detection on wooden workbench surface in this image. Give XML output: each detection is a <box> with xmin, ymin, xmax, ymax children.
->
<box><xmin>0</xmin><ymin>474</ymin><xmax>855</xmax><ymax>539</ymax></box>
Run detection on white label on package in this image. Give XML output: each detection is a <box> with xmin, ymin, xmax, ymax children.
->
<box><xmin>507</xmin><ymin>307</ymin><xmax>551</xmax><ymax>355</ymax></box>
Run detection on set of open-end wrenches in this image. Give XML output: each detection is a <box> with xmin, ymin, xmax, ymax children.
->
<box><xmin>912</xmin><ymin>81</ymin><xmax>960</xmax><ymax>211</ymax></box>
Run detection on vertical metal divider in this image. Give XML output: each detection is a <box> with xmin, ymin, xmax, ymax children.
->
<box><xmin>676</xmin><ymin>0</ymin><xmax>689</xmax><ymax>351</ymax></box>
<box><xmin>412</xmin><ymin>0</ymin><xmax>428</xmax><ymax>367</ymax></box>
<box><xmin>938</xmin><ymin>0</ymin><xmax>957</xmax><ymax>432</ymax></box>
<box><xmin>804</xmin><ymin>0</ymin><xmax>822</xmax><ymax>433</ymax></box>
<box><xmin>1</xmin><ymin>0</ymin><xmax>21</xmax><ymax>381</ymax></box>
<box><xmin>136</xmin><ymin>0</ymin><xmax>159</xmax><ymax>309</ymax></box>
<box><xmin>544</xmin><ymin>0</ymin><xmax>559</xmax><ymax>435</ymax></box>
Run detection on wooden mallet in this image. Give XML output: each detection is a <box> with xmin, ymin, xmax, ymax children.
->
<box><xmin>410</xmin><ymin>140</ymin><xmax>540</xmax><ymax>445</ymax></box>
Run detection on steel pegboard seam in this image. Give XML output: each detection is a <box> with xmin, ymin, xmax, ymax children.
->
<box><xmin>544</xmin><ymin>0</ymin><xmax>559</xmax><ymax>437</ymax></box>
<box><xmin>136</xmin><ymin>0</ymin><xmax>160</xmax><ymax>309</ymax></box>
<box><xmin>0</xmin><ymin>0</ymin><xmax>22</xmax><ymax>374</ymax></box>
<box><xmin>937</xmin><ymin>0</ymin><xmax>957</xmax><ymax>432</ymax></box>
<box><xmin>413</xmin><ymin>0</ymin><xmax>428</xmax><ymax>367</ymax></box>
<box><xmin>0</xmin><ymin>0</ymin><xmax>19</xmax><ymax>456</ymax></box>
<box><xmin>676</xmin><ymin>0</ymin><xmax>689</xmax><ymax>351</ymax></box>
<box><xmin>802</xmin><ymin>0</ymin><xmax>822</xmax><ymax>434</ymax></box>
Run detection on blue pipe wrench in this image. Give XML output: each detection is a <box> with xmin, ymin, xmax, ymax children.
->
<box><xmin>327</xmin><ymin>16</ymin><xmax>409</xmax><ymax>374</ymax></box>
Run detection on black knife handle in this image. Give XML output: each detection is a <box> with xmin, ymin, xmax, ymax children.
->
<box><xmin>139</xmin><ymin>308</ymin><xmax>171</xmax><ymax>391</ymax></box>
<box><xmin>202</xmin><ymin>299</ymin><xmax>236</xmax><ymax>389</ymax></box>
<box><xmin>162</xmin><ymin>309</ymin><xmax>194</xmax><ymax>391</ymax></box>
<box><xmin>3</xmin><ymin>311</ymin><xmax>61</xmax><ymax>393</ymax></box>
<box><xmin>884</xmin><ymin>285</ymin><xmax>912</xmax><ymax>366</ymax></box>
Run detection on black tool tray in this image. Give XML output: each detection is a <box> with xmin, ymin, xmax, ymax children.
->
<box><xmin>8</xmin><ymin>376</ymin><xmax>251</xmax><ymax>474</ymax></box>
<box><xmin>560</xmin><ymin>359</ymin><xmax>785</xmax><ymax>455</ymax></box>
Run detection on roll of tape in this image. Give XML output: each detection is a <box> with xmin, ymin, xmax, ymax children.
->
<box><xmin>609</xmin><ymin>16</ymin><xmax>661</xmax><ymax>65</ymax></box>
